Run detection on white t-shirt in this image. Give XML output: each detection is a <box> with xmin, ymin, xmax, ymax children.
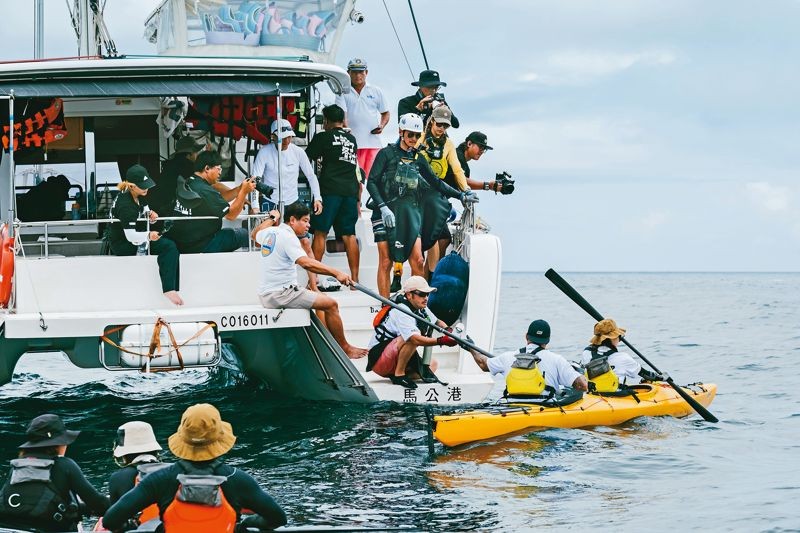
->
<box><xmin>367</xmin><ymin>304</ymin><xmax>438</xmax><ymax>349</ymax></box>
<box><xmin>251</xmin><ymin>143</ymin><xmax>321</xmax><ymax>205</ymax></box>
<box><xmin>255</xmin><ymin>223</ymin><xmax>307</xmax><ymax>294</ymax></box>
<box><xmin>581</xmin><ymin>346</ymin><xmax>642</xmax><ymax>385</ymax></box>
<box><xmin>335</xmin><ymin>83</ymin><xmax>388</xmax><ymax>149</ymax></box>
<box><xmin>487</xmin><ymin>344</ymin><xmax>583</xmax><ymax>391</ymax></box>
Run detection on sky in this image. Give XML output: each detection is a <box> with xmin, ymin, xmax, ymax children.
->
<box><xmin>3</xmin><ymin>0</ymin><xmax>799</xmax><ymax>271</ymax></box>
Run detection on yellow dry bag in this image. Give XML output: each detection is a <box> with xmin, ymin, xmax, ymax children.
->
<box><xmin>585</xmin><ymin>357</ymin><xmax>619</xmax><ymax>393</ymax></box>
<box><xmin>505</xmin><ymin>353</ymin><xmax>546</xmax><ymax>397</ymax></box>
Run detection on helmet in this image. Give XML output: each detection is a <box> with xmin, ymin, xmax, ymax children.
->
<box><xmin>398</xmin><ymin>113</ymin><xmax>424</xmax><ymax>133</ymax></box>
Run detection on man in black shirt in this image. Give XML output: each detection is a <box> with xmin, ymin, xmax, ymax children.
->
<box><xmin>445</xmin><ymin>131</ymin><xmax>513</xmax><ymax>193</ymax></box>
<box><xmin>397</xmin><ymin>70</ymin><xmax>460</xmax><ymax>128</ymax></box>
<box><xmin>147</xmin><ymin>135</ymin><xmax>205</xmax><ymax>215</ymax></box>
<box><xmin>170</xmin><ymin>151</ymin><xmax>255</xmax><ymax>254</ymax></box>
<box><xmin>306</xmin><ymin>104</ymin><xmax>361</xmax><ymax>284</ymax></box>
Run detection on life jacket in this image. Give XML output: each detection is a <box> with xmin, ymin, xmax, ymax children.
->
<box><xmin>505</xmin><ymin>346</ymin><xmax>547</xmax><ymax>397</ymax></box>
<box><xmin>0</xmin><ymin>457</ymin><xmax>78</xmax><ymax>529</ymax></box>
<box><xmin>2</xmin><ymin>98</ymin><xmax>68</xmax><ymax>152</ymax></box>
<box><xmin>162</xmin><ymin>460</ymin><xmax>237</xmax><ymax>533</ymax></box>
<box><xmin>584</xmin><ymin>345</ymin><xmax>620</xmax><ymax>393</ymax></box>
<box><xmin>373</xmin><ymin>294</ymin><xmax>433</xmax><ymax>344</ymax></box>
<box><xmin>134</xmin><ymin>461</ymin><xmax>170</xmax><ymax>524</ymax></box>
<box><xmin>188</xmin><ymin>96</ymin><xmax>301</xmax><ymax>145</ymax></box>
<box><xmin>420</xmin><ymin>135</ymin><xmax>449</xmax><ymax>179</ymax></box>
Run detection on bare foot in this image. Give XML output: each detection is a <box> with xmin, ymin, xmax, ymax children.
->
<box><xmin>344</xmin><ymin>345</ymin><xmax>368</xmax><ymax>359</ymax></box>
<box><xmin>164</xmin><ymin>291</ymin><xmax>184</xmax><ymax>306</ymax></box>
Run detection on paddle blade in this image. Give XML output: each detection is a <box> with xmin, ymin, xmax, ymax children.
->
<box><xmin>544</xmin><ymin>269</ymin><xmax>605</xmax><ymax>322</ymax></box>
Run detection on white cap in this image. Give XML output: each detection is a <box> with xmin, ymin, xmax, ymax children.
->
<box><xmin>270</xmin><ymin>119</ymin><xmax>295</xmax><ymax>137</ymax></box>
<box><xmin>113</xmin><ymin>421</ymin><xmax>162</xmax><ymax>458</ymax></box>
<box><xmin>402</xmin><ymin>275</ymin><xmax>437</xmax><ymax>294</ymax></box>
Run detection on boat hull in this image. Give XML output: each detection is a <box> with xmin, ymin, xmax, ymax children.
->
<box><xmin>432</xmin><ymin>383</ymin><xmax>718</xmax><ymax>447</ymax></box>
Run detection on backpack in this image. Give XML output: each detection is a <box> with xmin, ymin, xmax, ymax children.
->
<box><xmin>0</xmin><ymin>458</ymin><xmax>77</xmax><ymax>527</ymax></box>
<box><xmin>504</xmin><ymin>347</ymin><xmax>547</xmax><ymax>397</ymax></box>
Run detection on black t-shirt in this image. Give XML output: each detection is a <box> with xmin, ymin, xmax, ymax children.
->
<box><xmin>149</xmin><ymin>154</ymin><xmax>193</xmax><ymax>215</ymax></box>
<box><xmin>108</xmin><ymin>191</ymin><xmax>149</xmax><ymax>248</ymax></box>
<box><xmin>305</xmin><ymin>127</ymin><xmax>359</xmax><ymax>198</ymax></box>
<box><xmin>170</xmin><ymin>174</ymin><xmax>229</xmax><ymax>253</ymax></box>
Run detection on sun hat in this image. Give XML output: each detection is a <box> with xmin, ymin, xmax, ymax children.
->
<box><xmin>465</xmin><ymin>131</ymin><xmax>493</xmax><ymax>150</ymax></box>
<box><xmin>411</xmin><ymin>69</ymin><xmax>446</xmax><ymax>88</ymax></box>
<box><xmin>526</xmin><ymin>319</ymin><xmax>551</xmax><ymax>345</ymax></box>
<box><xmin>168</xmin><ymin>404</ymin><xmax>236</xmax><ymax>461</ymax></box>
<box><xmin>590</xmin><ymin>318</ymin><xmax>627</xmax><ymax>345</ymax></box>
<box><xmin>347</xmin><ymin>58</ymin><xmax>368</xmax><ymax>71</ymax></box>
<box><xmin>113</xmin><ymin>421</ymin><xmax>162</xmax><ymax>458</ymax></box>
<box><xmin>270</xmin><ymin>118</ymin><xmax>295</xmax><ymax>137</ymax></box>
<box><xmin>18</xmin><ymin>414</ymin><xmax>80</xmax><ymax>449</ymax></box>
<box><xmin>125</xmin><ymin>165</ymin><xmax>156</xmax><ymax>190</ymax></box>
<box><xmin>431</xmin><ymin>105</ymin><xmax>452</xmax><ymax>126</ymax></box>
<box><xmin>175</xmin><ymin>136</ymin><xmax>206</xmax><ymax>154</ymax></box>
<box><xmin>401</xmin><ymin>275</ymin><xmax>437</xmax><ymax>294</ymax></box>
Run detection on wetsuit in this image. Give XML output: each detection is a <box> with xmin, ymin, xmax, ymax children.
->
<box><xmin>106</xmin><ymin>190</ymin><xmax>180</xmax><ymax>294</ymax></box>
<box><xmin>0</xmin><ymin>454</ymin><xmax>109</xmax><ymax>532</ymax></box>
<box><xmin>102</xmin><ymin>459</ymin><xmax>286</xmax><ymax>531</ymax></box>
<box><xmin>366</xmin><ymin>141</ymin><xmax>462</xmax><ymax>262</ymax></box>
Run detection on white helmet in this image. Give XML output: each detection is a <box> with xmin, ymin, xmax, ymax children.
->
<box><xmin>398</xmin><ymin>113</ymin><xmax>424</xmax><ymax>133</ymax></box>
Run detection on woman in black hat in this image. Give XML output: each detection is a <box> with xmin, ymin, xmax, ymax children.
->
<box><xmin>106</xmin><ymin>164</ymin><xmax>184</xmax><ymax>306</ymax></box>
<box><xmin>0</xmin><ymin>413</ymin><xmax>109</xmax><ymax>532</ymax></box>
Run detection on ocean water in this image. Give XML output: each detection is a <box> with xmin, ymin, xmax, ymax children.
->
<box><xmin>1</xmin><ymin>273</ymin><xmax>798</xmax><ymax>532</ymax></box>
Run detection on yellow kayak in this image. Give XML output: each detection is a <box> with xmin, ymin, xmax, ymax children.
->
<box><xmin>432</xmin><ymin>382</ymin><xmax>717</xmax><ymax>447</ymax></box>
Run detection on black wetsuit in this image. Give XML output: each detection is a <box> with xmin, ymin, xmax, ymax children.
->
<box><xmin>0</xmin><ymin>454</ymin><xmax>109</xmax><ymax>532</ymax></box>
<box><xmin>102</xmin><ymin>459</ymin><xmax>286</xmax><ymax>531</ymax></box>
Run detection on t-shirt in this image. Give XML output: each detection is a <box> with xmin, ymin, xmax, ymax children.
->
<box><xmin>251</xmin><ymin>143</ymin><xmax>321</xmax><ymax>205</ymax></box>
<box><xmin>581</xmin><ymin>347</ymin><xmax>642</xmax><ymax>385</ymax></box>
<box><xmin>335</xmin><ymin>83</ymin><xmax>388</xmax><ymax>149</ymax></box>
<box><xmin>255</xmin><ymin>223</ymin><xmax>307</xmax><ymax>294</ymax></box>
<box><xmin>170</xmin><ymin>175</ymin><xmax>229</xmax><ymax>253</ymax></box>
<box><xmin>487</xmin><ymin>345</ymin><xmax>583</xmax><ymax>391</ymax></box>
<box><xmin>367</xmin><ymin>304</ymin><xmax>438</xmax><ymax>349</ymax></box>
<box><xmin>305</xmin><ymin>127</ymin><xmax>359</xmax><ymax>197</ymax></box>
<box><xmin>108</xmin><ymin>191</ymin><xmax>149</xmax><ymax>247</ymax></box>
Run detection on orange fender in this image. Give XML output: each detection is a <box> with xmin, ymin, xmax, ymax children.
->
<box><xmin>0</xmin><ymin>224</ymin><xmax>15</xmax><ymax>308</ymax></box>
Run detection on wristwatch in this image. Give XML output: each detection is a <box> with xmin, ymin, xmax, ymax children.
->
<box><xmin>483</xmin><ymin>182</ymin><xmax>490</xmax><ymax>190</ymax></box>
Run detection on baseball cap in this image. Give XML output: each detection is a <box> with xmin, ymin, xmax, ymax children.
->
<box><xmin>125</xmin><ymin>165</ymin><xmax>156</xmax><ymax>189</ymax></box>
<box><xmin>431</xmin><ymin>105</ymin><xmax>452</xmax><ymax>126</ymax></box>
<box><xmin>526</xmin><ymin>319</ymin><xmax>551</xmax><ymax>345</ymax></box>
<box><xmin>270</xmin><ymin>119</ymin><xmax>295</xmax><ymax>137</ymax></box>
<box><xmin>466</xmin><ymin>131</ymin><xmax>493</xmax><ymax>150</ymax></box>
<box><xmin>401</xmin><ymin>275</ymin><xmax>437</xmax><ymax>294</ymax></box>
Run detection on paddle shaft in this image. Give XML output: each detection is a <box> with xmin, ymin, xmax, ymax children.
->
<box><xmin>353</xmin><ymin>283</ymin><xmax>494</xmax><ymax>358</ymax></box>
<box><xmin>544</xmin><ymin>269</ymin><xmax>718</xmax><ymax>423</ymax></box>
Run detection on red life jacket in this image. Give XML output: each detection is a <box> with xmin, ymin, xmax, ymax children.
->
<box><xmin>2</xmin><ymin>98</ymin><xmax>68</xmax><ymax>151</ymax></box>
<box><xmin>162</xmin><ymin>461</ymin><xmax>237</xmax><ymax>533</ymax></box>
<box><xmin>188</xmin><ymin>96</ymin><xmax>301</xmax><ymax>145</ymax></box>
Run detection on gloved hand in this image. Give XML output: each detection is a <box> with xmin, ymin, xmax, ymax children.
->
<box><xmin>658</xmin><ymin>371</ymin><xmax>670</xmax><ymax>382</ymax></box>
<box><xmin>379</xmin><ymin>205</ymin><xmax>396</xmax><ymax>228</ymax></box>
<box><xmin>460</xmin><ymin>191</ymin><xmax>479</xmax><ymax>205</ymax></box>
<box><xmin>437</xmin><ymin>335</ymin><xmax>459</xmax><ymax>347</ymax></box>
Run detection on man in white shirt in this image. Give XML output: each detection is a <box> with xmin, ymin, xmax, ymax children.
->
<box><xmin>334</xmin><ymin>58</ymin><xmax>390</xmax><ymax>177</ymax></box>
<box><xmin>469</xmin><ymin>319</ymin><xmax>589</xmax><ymax>392</ymax></box>
<box><xmin>251</xmin><ymin>119</ymin><xmax>322</xmax><ymax>215</ymax></box>
<box><xmin>251</xmin><ymin>201</ymin><xmax>366</xmax><ymax>359</ymax></box>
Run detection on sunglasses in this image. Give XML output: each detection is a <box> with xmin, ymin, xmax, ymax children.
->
<box><xmin>434</xmin><ymin>122</ymin><xmax>450</xmax><ymax>130</ymax></box>
<box><xmin>411</xmin><ymin>290</ymin><xmax>430</xmax><ymax>298</ymax></box>
<box><xmin>405</xmin><ymin>131</ymin><xmax>422</xmax><ymax>139</ymax></box>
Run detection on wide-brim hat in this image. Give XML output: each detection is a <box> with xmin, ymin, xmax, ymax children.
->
<box><xmin>411</xmin><ymin>69</ymin><xmax>446</xmax><ymax>88</ymax></box>
<box><xmin>401</xmin><ymin>275</ymin><xmax>437</xmax><ymax>294</ymax></box>
<box><xmin>168</xmin><ymin>404</ymin><xmax>236</xmax><ymax>462</ymax></box>
<box><xmin>113</xmin><ymin>421</ymin><xmax>162</xmax><ymax>458</ymax></box>
<box><xmin>19</xmin><ymin>414</ymin><xmax>80</xmax><ymax>449</ymax></box>
<box><xmin>175</xmin><ymin>136</ymin><xmax>206</xmax><ymax>154</ymax></box>
<box><xmin>590</xmin><ymin>318</ymin><xmax>627</xmax><ymax>345</ymax></box>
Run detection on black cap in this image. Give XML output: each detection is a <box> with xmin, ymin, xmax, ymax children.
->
<box><xmin>125</xmin><ymin>165</ymin><xmax>156</xmax><ymax>189</ymax></box>
<box><xmin>412</xmin><ymin>69</ymin><xmax>447</xmax><ymax>88</ymax></box>
<box><xmin>526</xmin><ymin>319</ymin><xmax>550</xmax><ymax>345</ymax></box>
<box><xmin>19</xmin><ymin>414</ymin><xmax>80</xmax><ymax>449</ymax></box>
<box><xmin>466</xmin><ymin>131</ymin><xmax>493</xmax><ymax>150</ymax></box>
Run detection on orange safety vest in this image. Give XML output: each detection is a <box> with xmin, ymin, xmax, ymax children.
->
<box><xmin>162</xmin><ymin>463</ymin><xmax>237</xmax><ymax>533</ymax></box>
<box><xmin>2</xmin><ymin>98</ymin><xmax>68</xmax><ymax>151</ymax></box>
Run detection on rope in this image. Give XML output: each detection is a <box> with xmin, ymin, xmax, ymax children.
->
<box><xmin>407</xmin><ymin>0</ymin><xmax>429</xmax><ymax>69</ymax></box>
<box><xmin>381</xmin><ymin>0</ymin><xmax>415</xmax><ymax>80</ymax></box>
<box><xmin>101</xmin><ymin>320</ymin><xmax>214</xmax><ymax>371</ymax></box>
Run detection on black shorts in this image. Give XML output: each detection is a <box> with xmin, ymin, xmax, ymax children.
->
<box><xmin>311</xmin><ymin>195</ymin><xmax>358</xmax><ymax>235</ymax></box>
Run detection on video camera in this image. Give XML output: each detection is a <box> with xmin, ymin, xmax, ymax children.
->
<box><xmin>251</xmin><ymin>176</ymin><xmax>275</xmax><ymax>198</ymax></box>
<box><xmin>494</xmin><ymin>171</ymin><xmax>515</xmax><ymax>195</ymax></box>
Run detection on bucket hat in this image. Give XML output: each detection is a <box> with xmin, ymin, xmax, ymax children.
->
<box><xmin>526</xmin><ymin>319</ymin><xmax>551</xmax><ymax>345</ymax></box>
<box><xmin>175</xmin><ymin>136</ymin><xmax>206</xmax><ymax>154</ymax></box>
<box><xmin>402</xmin><ymin>275</ymin><xmax>437</xmax><ymax>294</ymax></box>
<box><xmin>18</xmin><ymin>414</ymin><xmax>80</xmax><ymax>449</ymax></box>
<box><xmin>125</xmin><ymin>165</ymin><xmax>156</xmax><ymax>190</ymax></box>
<box><xmin>113</xmin><ymin>421</ymin><xmax>162</xmax><ymax>458</ymax></box>
<box><xmin>411</xmin><ymin>69</ymin><xmax>447</xmax><ymax>88</ymax></box>
<box><xmin>590</xmin><ymin>318</ymin><xmax>627</xmax><ymax>345</ymax></box>
<box><xmin>168</xmin><ymin>404</ymin><xmax>236</xmax><ymax>461</ymax></box>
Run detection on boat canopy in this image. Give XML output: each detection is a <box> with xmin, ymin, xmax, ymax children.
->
<box><xmin>0</xmin><ymin>57</ymin><xmax>349</xmax><ymax>98</ymax></box>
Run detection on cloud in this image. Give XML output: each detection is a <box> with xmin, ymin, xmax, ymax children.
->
<box><xmin>640</xmin><ymin>210</ymin><xmax>670</xmax><ymax>231</ymax></box>
<box><xmin>519</xmin><ymin>49</ymin><xmax>677</xmax><ymax>85</ymax></box>
<box><xmin>745</xmin><ymin>182</ymin><xmax>791</xmax><ymax>212</ymax></box>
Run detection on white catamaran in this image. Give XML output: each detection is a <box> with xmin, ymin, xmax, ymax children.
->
<box><xmin>0</xmin><ymin>0</ymin><xmax>501</xmax><ymax>405</ymax></box>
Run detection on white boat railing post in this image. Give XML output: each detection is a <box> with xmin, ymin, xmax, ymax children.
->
<box><xmin>5</xmin><ymin>92</ymin><xmax>15</xmax><ymax>239</ymax></box>
<box><xmin>276</xmin><ymin>86</ymin><xmax>284</xmax><ymax>216</ymax></box>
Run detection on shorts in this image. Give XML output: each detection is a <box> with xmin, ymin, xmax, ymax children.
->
<box><xmin>357</xmin><ymin>148</ymin><xmax>380</xmax><ymax>177</ymax></box>
<box><xmin>370</xmin><ymin>208</ymin><xmax>387</xmax><ymax>243</ymax></box>
<box><xmin>258</xmin><ymin>285</ymin><xmax>317</xmax><ymax>309</ymax></box>
<box><xmin>311</xmin><ymin>195</ymin><xmax>358</xmax><ymax>235</ymax></box>
<box><xmin>369</xmin><ymin>337</ymin><xmax>422</xmax><ymax>377</ymax></box>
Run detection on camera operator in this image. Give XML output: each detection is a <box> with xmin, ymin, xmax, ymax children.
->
<box><xmin>398</xmin><ymin>70</ymin><xmax>460</xmax><ymax>129</ymax></box>
<box><xmin>444</xmin><ymin>131</ymin><xmax>515</xmax><ymax>195</ymax></box>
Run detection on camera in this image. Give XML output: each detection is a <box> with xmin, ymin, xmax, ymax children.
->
<box><xmin>494</xmin><ymin>171</ymin><xmax>515</xmax><ymax>195</ymax></box>
<box><xmin>433</xmin><ymin>92</ymin><xmax>446</xmax><ymax>103</ymax></box>
<box><xmin>349</xmin><ymin>10</ymin><xmax>365</xmax><ymax>24</ymax></box>
<box><xmin>252</xmin><ymin>176</ymin><xmax>274</xmax><ymax>197</ymax></box>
